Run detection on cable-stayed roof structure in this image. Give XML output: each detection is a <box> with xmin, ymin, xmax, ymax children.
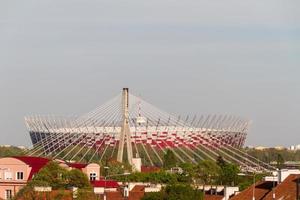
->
<box><xmin>25</xmin><ymin>88</ymin><xmax>275</xmax><ymax>173</ymax></box>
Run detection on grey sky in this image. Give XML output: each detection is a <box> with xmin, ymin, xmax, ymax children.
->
<box><xmin>0</xmin><ymin>0</ymin><xmax>299</xmax><ymax>147</ymax></box>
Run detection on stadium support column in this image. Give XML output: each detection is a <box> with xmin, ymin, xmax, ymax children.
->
<box><xmin>117</xmin><ymin>88</ymin><xmax>133</xmax><ymax>164</ymax></box>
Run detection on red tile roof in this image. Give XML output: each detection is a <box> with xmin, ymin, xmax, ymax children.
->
<box><xmin>264</xmin><ymin>174</ymin><xmax>300</xmax><ymax>200</ymax></box>
<box><xmin>67</xmin><ymin>162</ymin><xmax>88</xmax><ymax>169</ymax></box>
<box><xmin>131</xmin><ymin>185</ymin><xmax>145</xmax><ymax>192</ymax></box>
<box><xmin>105</xmin><ymin>191</ymin><xmax>124</xmax><ymax>200</ymax></box>
<box><xmin>91</xmin><ymin>180</ymin><xmax>120</xmax><ymax>188</ymax></box>
<box><xmin>11</xmin><ymin>156</ymin><xmax>89</xmax><ymax>180</ymax></box>
<box><xmin>204</xmin><ymin>195</ymin><xmax>224</xmax><ymax>200</ymax></box>
<box><xmin>141</xmin><ymin>166</ymin><xmax>160</xmax><ymax>173</ymax></box>
<box><xmin>129</xmin><ymin>185</ymin><xmax>145</xmax><ymax>200</ymax></box>
<box><xmin>230</xmin><ymin>181</ymin><xmax>273</xmax><ymax>200</ymax></box>
<box><xmin>13</xmin><ymin>156</ymin><xmax>50</xmax><ymax>180</ymax></box>
<box><xmin>230</xmin><ymin>174</ymin><xmax>300</xmax><ymax>200</ymax></box>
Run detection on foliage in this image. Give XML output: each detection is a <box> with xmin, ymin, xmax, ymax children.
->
<box><xmin>32</xmin><ymin>161</ymin><xmax>69</xmax><ymax>189</ymax></box>
<box><xmin>245</xmin><ymin>148</ymin><xmax>300</xmax><ymax>163</ymax></box>
<box><xmin>100</xmin><ymin>159</ymin><xmax>132</xmax><ymax>177</ymax></box>
<box><xmin>76</xmin><ymin>189</ymin><xmax>98</xmax><ymax>200</ymax></box>
<box><xmin>196</xmin><ymin>160</ymin><xmax>220</xmax><ymax>185</ymax></box>
<box><xmin>53</xmin><ymin>189</ymin><xmax>71</xmax><ymax>200</ymax></box>
<box><xmin>165</xmin><ymin>184</ymin><xmax>204</xmax><ymax>200</ymax></box>
<box><xmin>216</xmin><ymin>155</ymin><xmax>226</xmax><ymax>168</ymax></box>
<box><xmin>218</xmin><ymin>163</ymin><xmax>240</xmax><ymax>186</ymax></box>
<box><xmin>0</xmin><ymin>146</ymin><xmax>25</xmax><ymax>157</ymax></box>
<box><xmin>115</xmin><ymin>171</ymin><xmax>178</xmax><ymax>184</ymax></box>
<box><xmin>276</xmin><ymin>153</ymin><xmax>285</xmax><ymax>169</ymax></box>
<box><xmin>15</xmin><ymin>161</ymin><xmax>93</xmax><ymax>199</ymax></box>
<box><xmin>142</xmin><ymin>184</ymin><xmax>203</xmax><ymax>200</ymax></box>
<box><xmin>237</xmin><ymin>172</ymin><xmax>267</xmax><ymax>191</ymax></box>
<box><xmin>163</xmin><ymin>150</ymin><xmax>177</xmax><ymax>169</ymax></box>
<box><xmin>14</xmin><ymin>185</ymin><xmax>37</xmax><ymax>200</ymax></box>
<box><xmin>177</xmin><ymin>163</ymin><xmax>196</xmax><ymax>183</ymax></box>
<box><xmin>67</xmin><ymin>169</ymin><xmax>91</xmax><ymax>189</ymax></box>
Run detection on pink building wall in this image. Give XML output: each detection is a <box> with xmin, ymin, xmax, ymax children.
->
<box><xmin>82</xmin><ymin>163</ymin><xmax>100</xmax><ymax>181</ymax></box>
<box><xmin>0</xmin><ymin>157</ymin><xmax>101</xmax><ymax>200</ymax></box>
<box><xmin>0</xmin><ymin>158</ymin><xmax>30</xmax><ymax>199</ymax></box>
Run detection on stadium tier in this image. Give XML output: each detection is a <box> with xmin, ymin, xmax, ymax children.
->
<box><xmin>25</xmin><ymin>88</ymin><xmax>274</xmax><ymax>172</ymax></box>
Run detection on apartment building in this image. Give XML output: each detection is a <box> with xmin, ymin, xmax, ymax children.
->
<box><xmin>0</xmin><ymin>156</ymin><xmax>100</xmax><ymax>200</ymax></box>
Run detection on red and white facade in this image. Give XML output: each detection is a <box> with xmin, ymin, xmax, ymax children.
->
<box><xmin>23</xmin><ymin>90</ymin><xmax>274</xmax><ymax>172</ymax></box>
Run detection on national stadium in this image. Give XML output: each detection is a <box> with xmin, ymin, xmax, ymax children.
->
<box><xmin>25</xmin><ymin>88</ymin><xmax>275</xmax><ymax>172</ymax></box>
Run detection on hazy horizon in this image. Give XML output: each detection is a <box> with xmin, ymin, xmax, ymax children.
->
<box><xmin>0</xmin><ymin>0</ymin><xmax>299</xmax><ymax>147</ymax></box>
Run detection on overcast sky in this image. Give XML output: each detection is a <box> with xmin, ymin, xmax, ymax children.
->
<box><xmin>0</xmin><ymin>0</ymin><xmax>299</xmax><ymax>147</ymax></box>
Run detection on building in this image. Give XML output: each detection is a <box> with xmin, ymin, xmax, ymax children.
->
<box><xmin>91</xmin><ymin>180</ymin><xmax>120</xmax><ymax>195</ymax></box>
<box><xmin>0</xmin><ymin>156</ymin><xmax>100</xmax><ymax>200</ymax></box>
<box><xmin>24</xmin><ymin>88</ymin><xmax>274</xmax><ymax>173</ymax></box>
<box><xmin>230</xmin><ymin>170</ymin><xmax>300</xmax><ymax>200</ymax></box>
<box><xmin>289</xmin><ymin>144</ymin><xmax>300</xmax><ymax>151</ymax></box>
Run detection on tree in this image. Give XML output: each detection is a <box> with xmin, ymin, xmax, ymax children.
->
<box><xmin>101</xmin><ymin>159</ymin><xmax>132</xmax><ymax>177</ymax></box>
<box><xmin>216</xmin><ymin>155</ymin><xmax>226</xmax><ymax>168</ymax></box>
<box><xmin>165</xmin><ymin>184</ymin><xmax>203</xmax><ymax>200</ymax></box>
<box><xmin>178</xmin><ymin>163</ymin><xmax>196</xmax><ymax>183</ymax></box>
<box><xmin>163</xmin><ymin>150</ymin><xmax>177</xmax><ymax>169</ymax></box>
<box><xmin>0</xmin><ymin>146</ymin><xmax>25</xmax><ymax>157</ymax></box>
<box><xmin>141</xmin><ymin>184</ymin><xmax>203</xmax><ymax>200</ymax></box>
<box><xmin>16</xmin><ymin>161</ymin><xmax>95</xmax><ymax>199</ymax></box>
<box><xmin>218</xmin><ymin>163</ymin><xmax>239</xmax><ymax>186</ymax></box>
<box><xmin>32</xmin><ymin>161</ymin><xmax>69</xmax><ymax>189</ymax></box>
<box><xmin>76</xmin><ymin>189</ymin><xmax>97</xmax><ymax>200</ymax></box>
<box><xmin>196</xmin><ymin>160</ymin><xmax>220</xmax><ymax>185</ymax></box>
<box><xmin>68</xmin><ymin>169</ymin><xmax>91</xmax><ymax>189</ymax></box>
<box><xmin>276</xmin><ymin>153</ymin><xmax>285</xmax><ymax>169</ymax></box>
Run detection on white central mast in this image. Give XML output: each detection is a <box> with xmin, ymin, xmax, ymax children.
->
<box><xmin>117</xmin><ymin>88</ymin><xmax>133</xmax><ymax>164</ymax></box>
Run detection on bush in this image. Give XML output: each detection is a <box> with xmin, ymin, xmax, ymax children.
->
<box><xmin>142</xmin><ymin>184</ymin><xmax>203</xmax><ymax>200</ymax></box>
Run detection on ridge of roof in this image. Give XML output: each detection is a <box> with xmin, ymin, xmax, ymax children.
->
<box><xmin>230</xmin><ymin>180</ymin><xmax>273</xmax><ymax>200</ymax></box>
<box><xmin>66</xmin><ymin>162</ymin><xmax>88</xmax><ymax>169</ymax></box>
<box><xmin>91</xmin><ymin>180</ymin><xmax>119</xmax><ymax>188</ymax></box>
<box><xmin>263</xmin><ymin>174</ymin><xmax>300</xmax><ymax>200</ymax></box>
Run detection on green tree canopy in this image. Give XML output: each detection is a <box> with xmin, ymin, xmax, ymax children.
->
<box><xmin>218</xmin><ymin>163</ymin><xmax>240</xmax><ymax>186</ymax></box>
<box><xmin>68</xmin><ymin>169</ymin><xmax>91</xmax><ymax>189</ymax></box>
<box><xmin>32</xmin><ymin>161</ymin><xmax>69</xmax><ymax>189</ymax></box>
<box><xmin>196</xmin><ymin>160</ymin><xmax>220</xmax><ymax>185</ymax></box>
<box><xmin>163</xmin><ymin>150</ymin><xmax>177</xmax><ymax>169</ymax></box>
<box><xmin>216</xmin><ymin>155</ymin><xmax>226</xmax><ymax>168</ymax></box>
<box><xmin>16</xmin><ymin>161</ymin><xmax>94</xmax><ymax>199</ymax></box>
<box><xmin>276</xmin><ymin>153</ymin><xmax>285</xmax><ymax>169</ymax></box>
<box><xmin>142</xmin><ymin>184</ymin><xmax>203</xmax><ymax>200</ymax></box>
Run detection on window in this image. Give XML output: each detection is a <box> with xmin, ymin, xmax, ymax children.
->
<box><xmin>89</xmin><ymin>173</ymin><xmax>97</xmax><ymax>181</ymax></box>
<box><xmin>16</xmin><ymin>172</ymin><xmax>24</xmax><ymax>180</ymax></box>
<box><xmin>4</xmin><ymin>172</ymin><xmax>12</xmax><ymax>180</ymax></box>
<box><xmin>5</xmin><ymin>189</ymin><xmax>12</xmax><ymax>200</ymax></box>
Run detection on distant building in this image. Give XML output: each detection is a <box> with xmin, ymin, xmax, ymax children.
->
<box><xmin>289</xmin><ymin>144</ymin><xmax>300</xmax><ymax>151</ymax></box>
<box><xmin>274</xmin><ymin>146</ymin><xmax>286</xmax><ymax>150</ymax></box>
<box><xmin>254</xmin><ymin>146</ymin><xmax>268</xmax><ymax>150</ymax></box>
<box><xmin>290</xmin><ymin>145</ymin><xmax>296</xmax><ymax>151</ymax></box>
<box><xmin>0</xmin><ymin>145</ymin><xmax>11</xmax><ymax>148</ymax></box>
